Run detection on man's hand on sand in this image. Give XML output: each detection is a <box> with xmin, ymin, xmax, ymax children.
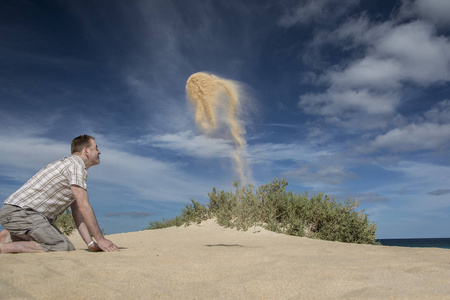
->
<box><xmin>91</xmin><ymin>238</ymin><xmax>119</xmax><ymax>252</ymax></box>
<box><xmin>87</xmin><ymin>242</ymin><xmax>102</xmax><ymax>252</ymax></box>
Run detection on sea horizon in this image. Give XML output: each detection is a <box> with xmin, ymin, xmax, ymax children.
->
<box><xmin>377</xmin><ymin>237</ymin><xmax>450</xmax><ymax>250</ymax></box>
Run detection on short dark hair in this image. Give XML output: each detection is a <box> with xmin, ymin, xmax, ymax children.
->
<box><xmin>71</xmin><ymin>135</ymin><xmax>95</xmax><ymax>154</ymax></box>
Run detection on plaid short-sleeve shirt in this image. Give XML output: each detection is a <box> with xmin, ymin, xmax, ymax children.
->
<box><xmin>5</xmin><ymin>155</ymin><xmax>87</xmax><ymax>222</ymax></box>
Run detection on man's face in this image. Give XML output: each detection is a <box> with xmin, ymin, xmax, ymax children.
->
<box><xmin>86</xmin><ymin>139</ymin><xmax>101</xmax><ymax>166</ymax></box>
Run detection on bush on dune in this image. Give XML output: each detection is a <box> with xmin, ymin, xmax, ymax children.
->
<box><xmin>55</xmin><ymin>208</ymin><xmax>105</xmax><ymax>237</ymax></box>
<box><xmin>144</xmin><ymin>199</ymin><xmax>210</xmax><ymax>230</ymax></box>
<box><xmin>54</xmin><ymin>208</ymin><xmax>76</xmax><ymax>236</ymax></box>
<box><xmin>145</xmin><ymin>179</ymin><xmax>378</xmax><ymax>245</ymax></box>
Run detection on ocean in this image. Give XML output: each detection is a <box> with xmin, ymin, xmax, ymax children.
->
<box><xmin>377</xmin><ymin>238</ymin><xmax>450</xmax><ymax>249</ymax></box>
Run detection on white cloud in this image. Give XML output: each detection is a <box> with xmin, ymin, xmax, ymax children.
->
<box><xmin>0</xmin><ymin>133</ymin><xmax>216</xmax><ymax>204</ymax></box>
<box><xmin>384</xmin><ymin>160</ymin><xmax>450</xmax><ymax>188</ymax></box>
<box><xmin>299</xmin><ymin>11</ymin><xmax>450</xmax><ymax>125</ymax></box>
<box><xmin>126</xmin><ymin>75</ymin><xmax>194</xmax><ymax>133</ymax></box>
<box><xmin>375</xmin><ymin>21</ymin><xmax>450</xmax><ymax>85</ymax></box>
<box><xmin>137</xmin><ymin>131</ymin><xmax>235</xmax><ymax>160</ymax></box>
<box><xmin>91</xmin><ymin>147</ymin><xmax>210</xmax><ymax>202</ymax></box>
<box><xmin>282</xmin><ymin>164</ymin><xmax>351</xmax><ymax>186</ymax></box>
<box><xmin>353</xmin><ymin>193</ymin><xmax>388</xmax><ymax>203</ymax></box>
<box><xmin>249</xmin><ymin>142</ymin><xmax>329</xmax><ymax>165</ymax></box>
<box><xmin>327</xmin><ymin>57</ymin><xmax>403</xmax><ymax>90</ymax></box>
<box><xmin>129</xmin><ymin>131</ymin><xmax>255</xmax><ymax>185</ymax></box>
<box><xmin>278</xmin><ymin>0</ymin><xmax>329</xmax><ymax>26</ymax></box>
<box><xmin>414</xmin><ymin>0</ymin><xmax>450</xmax><ymax>27</ymax></box>
<box><xmin>326</xmin><ymin>20</ymin><xmax>450</xmax><ymax>89</ymax></box>
<box><xmin>364</xmin><ymin>123</ymin><xmax>450</xmax><ymax>153</ymax></box>
<box><xmin>300</xmin><ymin>89</ymin><xmax>399</xmax><ymax>116</ymax></box>
<box><xmin>135</xmin><ymin>132</ymin><xmax>345</xmax><ymax>187</ymax></box>
<box><xmin>357</xmin><ymin>99</ymin><xmax>450</xmax><ymax>154</ymax></box>
<box><xmin>228</xmin><ymin>141</ymin><xmax>350</xmax><ymax>187</ymax></box>
<box><xmin>400</xmin><ymin>0</ymin><xmax>450</xmax><ymax>28</ymax></box>
<box><xmin>0</xmin><ymin>135</ymin><xmax>69</xmax><ymax>178</ymax></box>
<box><xmin>424</xmin><ymin>100</ymin><xmax>450</xmax><ymax>124</ymax></box>
<box><xmin>282</xmin><ymin>155</ymin><xmax>355</xmax><ymax>186</ymax></box>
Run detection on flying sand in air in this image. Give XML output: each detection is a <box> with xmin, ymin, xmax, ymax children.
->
<box><xmin>186</xmin><ymin>72</ymin><xmax>251</xmax><ymax>184</ymax></box>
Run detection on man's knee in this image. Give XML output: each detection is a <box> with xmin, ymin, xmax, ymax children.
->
<box><xmin>39</xmin><ymin>239</ymin><xmax>75</xmax><ymax>252</ymax></box>
<box><xmin>30</xmin><ymin>226</ymin><xmax>75</xmax><ymax>252</ymax></box>
<box><xmin>0</xmin><ymin>205</ymin><xmax>75</xmax><ymax>252</ymax></box>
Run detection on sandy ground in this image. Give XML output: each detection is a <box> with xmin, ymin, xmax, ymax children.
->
<box><xmin>1</xmin><ymin>219</ymin><xmax>449</xmax><ymax>299</ymax></box>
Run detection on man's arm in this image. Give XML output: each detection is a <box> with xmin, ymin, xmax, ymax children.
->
<box><xmin>70</xmin><ymin>185</ymin><xmax>119</xmax><ymax>252</ymax></box>
<box><xmin>71</xmin><ymin>200</ymin><xmax>101</xmax><ymax>252</ymax></box>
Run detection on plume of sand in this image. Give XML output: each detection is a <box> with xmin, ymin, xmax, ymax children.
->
<box><xmin>186</xmin><ymin>72</ymin><xmax>251</xmax><ymax>184</ymax></box>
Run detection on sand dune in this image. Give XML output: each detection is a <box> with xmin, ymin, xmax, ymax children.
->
<box><xmin>1</xmin><ymin>219</ymin><xmax>449</xmax><ymax>299</ymax></box>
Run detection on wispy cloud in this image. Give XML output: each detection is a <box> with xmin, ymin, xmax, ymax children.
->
<box><xmin>282</xmin><ymin>155</ymin><xmax>356</xmax><ymax>186</ymax></box>
<box><xmin>399</xmin><ymin>0</ymin><xmax>450</xmax><ymax>28</ymax></box>
<box><xmin>363</xmin><ymin>123</ymin><xmax>450</xmax><ymax>153</ymax></box>
<box><xmin>353</xmin><ymin>193</ymin><xmax>388</xmax><ymax>203</ymax></box>
<box><xmin>90</xmin><ymin>144</ymin><xmax>218</xmax><ymax>203</ymax></box>
<box><xmin>427</xmin><ymin>189</ymin><xmax>450</xmax><ymax>196</ymax></box>
<box><xmin>0</xmin><ymin>135</ymin><xmax>68</xmax><ymax>177</ymax></box>
<box><xmin>381</xmin><ymin>161</ymin><xmax>450</xmax><ymax>189</ymax></box>
<box><xmin>0</xmin><ymin>132</ymin><xmax>218</xmax><ymax>204</ymax></box>
<box><xmin>299</xmin><ymin>89</ymin><xmax>399</xmax><ymax>116</ymax></box>
<box><xmin>278</xmin><ymin>0</ymin><xmax>360</xmax><ymax>26</ymax></box>
<box><xmin>136</xmin><ymin>131</ymin><xmax>235</xmax><ymax>160</ymax></box>
<box><xmin>249</xmin><ymin>142</ymin><xmax>329</xmax><ymax>164</ymax></box>
<box><xmin>424</xmin><ymin>100</ymin><xmax>450</xmax><ymax>124</ymax></box>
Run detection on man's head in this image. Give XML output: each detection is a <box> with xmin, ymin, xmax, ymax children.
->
<box><xmin>71</xmin><ymin>135</ymin><xmax>101</xmax><ymax>169</ymax></box>
<box><xmin>71</xmin><ymin>135</ymin><xmax>95</xmax><ymax>154</ymax></box>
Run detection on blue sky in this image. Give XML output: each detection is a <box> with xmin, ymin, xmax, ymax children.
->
<box><xmin>1</xmin><ymin>0</ymin><xmax>449</xmax><ymax>238</ymax></box>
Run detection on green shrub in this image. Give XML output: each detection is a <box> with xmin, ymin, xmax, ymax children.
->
<box><xmin>145</xmin><ymin>199</ymin><xmax>209</xmax><ymax>230</ymax></box>
<box><xmin>181</xmin><ymin>199</ymin><xmax>210</xmax><ymax>225</ymax></box>
<box><xmin>55</xmin><ymin>208</ymin><xmax>76</xmax><ymax>236</ymax></box>
<box><xmin>144</xmin><ymin>179</ymin><xmax>378</xmax><ymax>244</ymax></box>
<box><xmin>144</xmin><ymin>216</ymin><xmax>184</xmax><ymax>230</ymax></box>
<box><xmin>54</xmin><ymin>207</ymin><xmax>105</xmax><ymax>236</ymax></box>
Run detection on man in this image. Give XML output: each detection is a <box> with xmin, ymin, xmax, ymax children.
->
<box><xmin>0</xmin><ymin>135</ymin><xmax>118</xmax><ymax>253</ymax></box>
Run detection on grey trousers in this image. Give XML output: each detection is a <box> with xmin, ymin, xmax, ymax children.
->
<box><xmin>0</xmin><ymin>204</ymin><xmax>75</xmax><ymax>252</ymax></box>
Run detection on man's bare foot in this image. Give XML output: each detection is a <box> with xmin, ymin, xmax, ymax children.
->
<box><xmin>0</xmin><ymin>241</ymin><xmax>43</xmax><ymax>253</ymax></box>
<box><xmin>0</xmin><ymin>230</ymin><xmax>12</xmax><ymax>243</ymax></box>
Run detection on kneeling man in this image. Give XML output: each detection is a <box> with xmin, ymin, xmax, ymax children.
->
<box><xmin>0</xmin><ymin>135</ymin><xmax>118</xmax><ymax>253</ymax></box>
